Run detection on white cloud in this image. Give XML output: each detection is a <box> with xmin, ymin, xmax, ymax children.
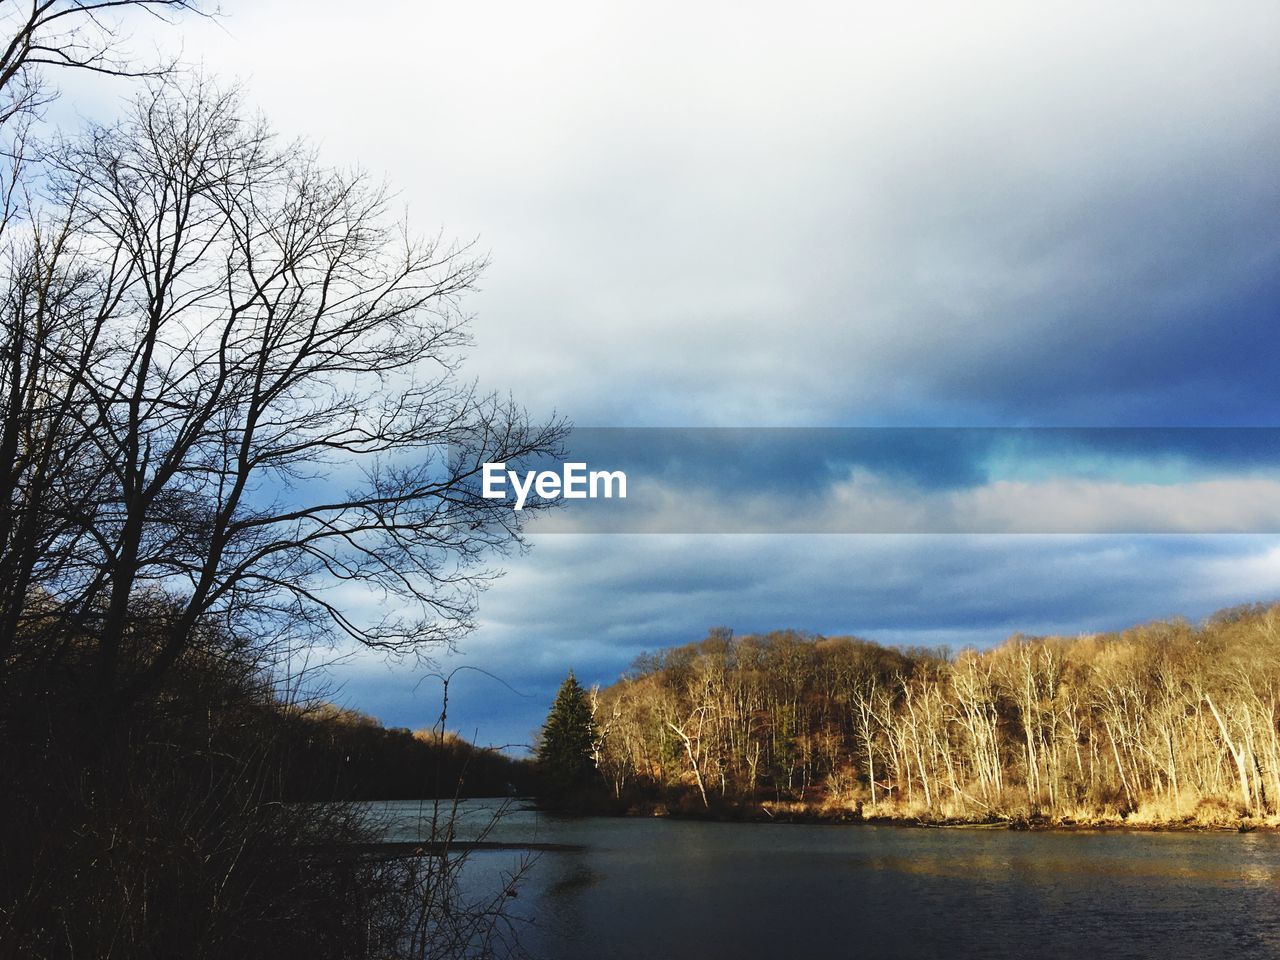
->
<box><xmin>70</xmin><ymin>0</ymin><xmax>1280</xmax><ymax>426</ymax></box>
<box><xmin>528</xmin><ymin>468</ymin><xmax>1280</xmax><ymax>533</ymax></box>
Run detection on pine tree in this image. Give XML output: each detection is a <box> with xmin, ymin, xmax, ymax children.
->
<box><xmin>537</xmin><ymin>671</ymin><xmax>597</xmax><ymax>805</ymax></box>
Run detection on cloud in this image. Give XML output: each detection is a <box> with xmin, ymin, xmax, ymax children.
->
<box><xmin>56</xmin><ymin>2</ymin><xmax>1280</xmax><ymax>751</ymax></box>
<box><xmin>318</xmin><ymin>533</ymin><xmax>1280</xmax><ymax>750</ymax></box>
<box><xmin>84</xmin><ymin>0</ymin><xmax>1280</xmax><ymax>428</ymax></box>
<box><xmin>518</xmin><ymin>472</ymin><xmax>1280</xmax><ymax>534</ymax></box>
<box><xmin>500</xmin><ymin>427</ymin><xmax>1280</xmax><ymax>533</ymax></box>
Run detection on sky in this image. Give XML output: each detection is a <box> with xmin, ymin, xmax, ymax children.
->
<box><xmin>59</xmin><ymin>0</ymin><xmax>1280</xmax><ymax>749</ymax></box>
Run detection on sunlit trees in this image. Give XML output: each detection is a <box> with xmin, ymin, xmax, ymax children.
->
<box><xmin>590</xmin><ymin>604</ymin><xmax>1280</xmax><ymax>824</ymax></box>
<box><xmin>951</xmin><ymin>650</ymin><xmax>1004</xmax><ymax>807</ymax></box>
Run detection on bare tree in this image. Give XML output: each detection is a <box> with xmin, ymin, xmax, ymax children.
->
<box><xmin>0</xmin><ymin>201</ymin><xmax>111</xmax><ymax>670</ymax></box>
<box><xmin>1</xmin><ymin>77</ymin><xmax>565</xmax><ymax>709</ymax></box>
<box><xmin>0</xmin><ymin>1</ymin><xmax>208</xmax><ymax>639</ymax></box>
<box><xmin>0</xmin><ymin>1</ymin><xmax>208</xmax><ymax>244</ymax></box>
<box><xmin>0</xmin><ymin>0</ymin><xmax>205</xmax><ymax>120</ymax></box>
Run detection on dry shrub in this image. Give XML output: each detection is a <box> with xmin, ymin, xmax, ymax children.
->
<box><xmin>0</xmin><ymin>640</ymin><xmax>529</xmax><ymax>960</ymax></box>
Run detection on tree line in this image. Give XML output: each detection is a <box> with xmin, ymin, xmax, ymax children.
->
<box><xmin>277</xmin><ymin>702</ymin><xmax>532</xmax><ymax>802</ymax></box>
<box><xmin>586</xmin><ymin>604</ymin><xmax>1280</xmax><ymax>823</ymax></box>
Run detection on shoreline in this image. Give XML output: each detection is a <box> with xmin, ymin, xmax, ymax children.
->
<box><xmin>368</xmin><ymin>796</ymin><xmax>1280</xmax><ymax>834</ymax></box>
<box><xmin>648</xmin><ymin>811</ymin><xmax>1279</xmax><ymax>833</ymax></box>
<box><xmin>587</xmin><ymin>800</ymin><xmax>1280</xmax><ymax>834</ymax></box>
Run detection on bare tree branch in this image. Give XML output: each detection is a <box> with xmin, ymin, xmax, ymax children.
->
<box><xmin>1</xmin><ymin>77</ymin><xmax>567</xmax><ymax>711</ymax></box>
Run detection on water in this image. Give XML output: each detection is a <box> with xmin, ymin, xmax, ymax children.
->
<box><xmin>365</xmin><ymin>800</ymin><xmax>1280</xmax><ymax>959</ymax></box>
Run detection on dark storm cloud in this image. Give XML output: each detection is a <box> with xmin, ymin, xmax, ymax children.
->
<box><xmin>566</xmin><ymin>425</ymin><xmax>1280</xmax><ymax>487</ymax></box>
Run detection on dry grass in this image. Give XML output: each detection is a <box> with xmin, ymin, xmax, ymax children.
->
<box><xmin>753</xmin><ymin>789</ymin><xmax>1280</xmax><ymax>830</ymax></box>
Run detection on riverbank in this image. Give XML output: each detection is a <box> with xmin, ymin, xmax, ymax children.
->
<box><xmin>604</xmin><ymin>796</ymin><xmax>1280</xmax><ymax>833</ymax></box>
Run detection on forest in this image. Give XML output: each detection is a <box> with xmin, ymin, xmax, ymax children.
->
<box><xmin>0</xmin><ymin>3</ymin><xmax>558</xmax><ymax>957</ymax></box>
<box><xmin>276</xmin><ymin>702</ymin><xmax>532</xmax><ymax>802</ymax></box>
<box><xmin>588</xmin><ymin>604</ymin><xmax>1280</xmax><ymax>826</ymax></box>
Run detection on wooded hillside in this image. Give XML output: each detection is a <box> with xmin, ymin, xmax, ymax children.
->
<box><xmin>590</xmin><ymin>605</ymin><xmax>1280</xmax><ymax>824</ymax></box>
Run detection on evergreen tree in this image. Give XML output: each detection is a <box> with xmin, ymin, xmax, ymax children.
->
<box><xmin>537</xmin><ymin>671</ymin><xmax>597</xmax><ymax>805</ymax></box>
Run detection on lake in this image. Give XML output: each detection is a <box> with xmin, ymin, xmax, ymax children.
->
<box><xmin>367</xmin><ymin>799</ymin><xmax>1280</xmax><ymax>959</ymax></box>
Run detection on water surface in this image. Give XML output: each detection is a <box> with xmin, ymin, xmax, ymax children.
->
<box><xmin>368</xmin><ymin>800</ymin><xmax>1280</xmax><ymax>959</ymax></box>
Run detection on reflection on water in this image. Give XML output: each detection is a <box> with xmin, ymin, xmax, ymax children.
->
<box><xmin>362</xmin><ymin>800</ymin><xmax>1280</xmax><ymax>960</ymax></box>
